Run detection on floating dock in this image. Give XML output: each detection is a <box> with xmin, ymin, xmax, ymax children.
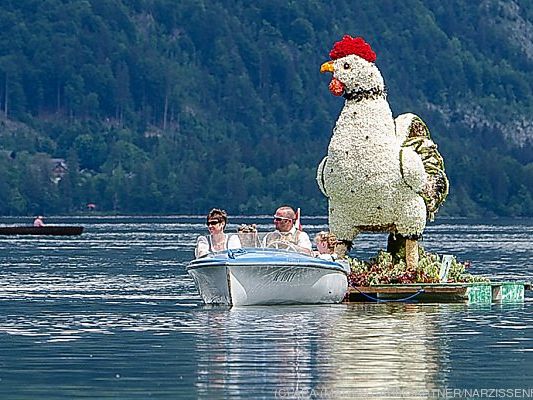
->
<box><xmin>347</xmin><ymin>282</ymin><xmax>532</xmax><ymax>304</ymax></box>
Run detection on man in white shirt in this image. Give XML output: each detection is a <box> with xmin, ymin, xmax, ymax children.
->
<box><xmin>263</xmin><ymin>206</ymin><xmax>313</xmax><ymax>255</ymax></box>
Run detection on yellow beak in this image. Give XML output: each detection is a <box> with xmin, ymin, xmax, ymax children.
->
<box><xmin>320</xmin><ymin>61</ymin><xmax>334</xmax><ymax>73</ymax></box>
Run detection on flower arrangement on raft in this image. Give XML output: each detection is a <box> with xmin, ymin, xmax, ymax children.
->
<box><xmin>347</xmin><ymin>248</ymin><xmax>489</xmax><ymax>287</ymax></box>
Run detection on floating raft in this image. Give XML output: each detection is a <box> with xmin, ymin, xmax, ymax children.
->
<box><xmin>348</xmin><ymin>282</ymin><xmax>532</xmax><ymax>304</ymax></box>
<box><xmin>0</xmin><ymin>226</ymin><xmax>84</xmax><ymax>236</ymax></box>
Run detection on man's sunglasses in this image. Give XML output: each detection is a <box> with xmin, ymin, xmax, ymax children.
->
<box><xmin>207</xmin><ymin>220</ymin><xmax>222</xmax><ymax>226</ymax></box>
<box><xmin>273</xmin><ymin>216</ymin><xmax>292</xmax><ymax>222</ymax></box>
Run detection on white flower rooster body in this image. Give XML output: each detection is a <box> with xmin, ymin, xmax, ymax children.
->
<box><xmin>317</xmin><ymin>36</ymin><xmax>448</xmax><ymax>267</ymax></box>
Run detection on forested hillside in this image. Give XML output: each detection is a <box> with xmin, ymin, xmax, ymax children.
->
<box><xmin>0</xmin><ymin>0</ymin><xmax>532</xmax><ymax>216</ymax></box>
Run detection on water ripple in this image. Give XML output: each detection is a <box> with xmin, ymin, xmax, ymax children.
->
<box><xmin>0</xmin><ymin>216</ymin><xmax>531</xmax><ymax>399</ymax></box>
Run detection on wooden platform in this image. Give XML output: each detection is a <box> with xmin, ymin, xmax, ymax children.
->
<box><xmin>347</xmin><ymin>282</ymin><xmax>532</xmax><ymax>304</ymax></box>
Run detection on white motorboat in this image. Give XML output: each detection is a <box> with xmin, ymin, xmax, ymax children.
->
<box><xmin>187</xmin><ymin>238</ymin><xmax>349</xmax><ymax>306</ymax></box>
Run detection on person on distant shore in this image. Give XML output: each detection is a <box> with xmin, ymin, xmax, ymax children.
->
<box><xmin>314</xmin><ymin>231</ymin><xmax>338</xmax><ymax>261</ymax></box>
<box><xmin>33</xmin><ymin>216</ymin><xmax>45</xmax><ymax>227</ymax></box>
<box><xmin>262</xmin><ymin>206</ymin><xmax>313</xmax><ymax>255</ymax></box>
<box><xmin>195</xmin><ymin>209</ymin><xmax>241</xmax><ymax>258</ymax></box>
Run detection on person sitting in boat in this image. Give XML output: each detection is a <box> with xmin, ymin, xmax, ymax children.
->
<box><xmin>33</xmin><ymin>216</ymin><xmax>45</xmax><ymax>227</ymax></box>
<box><xmin>314</xmin><ymin>231</ymin><xmax>338</xmax><ymax>261</ymax></box>
<box><xmin>195</xmin><ymin>208</ymin><xmax>241</xmax><ymax>258</ymax></box>
<box><xmin>262</xmin><ymin>206</ymin><xmax>313</xmax><ymax>255</ymax></box>
<box><xmin>238</xmin><ymin>223</ymin><xmax>261</xmax><ymax>248</ymax></box>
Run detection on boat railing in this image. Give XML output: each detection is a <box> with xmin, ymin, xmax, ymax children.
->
<box><xmin>202</xmin><ymin>232</ymin><xmax>313</xmax><ymax>255</ymax></box>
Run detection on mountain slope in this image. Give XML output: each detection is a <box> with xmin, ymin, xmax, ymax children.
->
<box><xmin>0</xmin><ymin>0</ymin><xmax>531</xmax><ymax>216</ymax></box>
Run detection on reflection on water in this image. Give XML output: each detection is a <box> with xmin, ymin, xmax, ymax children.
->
<box><xmin>0</xmin><ymin>216</ymin><xmax>531</xmax><ymax>399</ymax></box>
<box><xmin>194</xmin><ymin>304</ymin><xmax>444</xmax><ymax>398</ymax></box>
<box><xmin>193</xmin><ymin>302</ymin><xmax>533</xmax><ymax>399</ymax></box>
<box><xmin>328</xmin><ymin>304</ymin><xmax>442</xmax><ymax>393</ymax></box>
<box><xmin>195</xmin><ymin>305</ymin><xmax>350</xmax><ymax>398</ymax></box>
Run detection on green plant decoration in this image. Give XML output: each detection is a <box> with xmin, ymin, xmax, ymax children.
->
<box><xmin>348</xmin><ymin>247</ymin><xmax>489</xmax><ymax>287</ymax></box>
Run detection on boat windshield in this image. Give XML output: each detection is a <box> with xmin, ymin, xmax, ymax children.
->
<box><xmin>200</xmin><ymin>232</ymin><xmax>314</xmax><ymax>256</ymax></box>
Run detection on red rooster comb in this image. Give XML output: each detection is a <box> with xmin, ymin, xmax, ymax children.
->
<box><xmin>329</xmin><ymin>35</ymin><xmax>376</xmax><ymax>63</ymax></box>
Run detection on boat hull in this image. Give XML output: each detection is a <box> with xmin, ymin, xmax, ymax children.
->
<box><xmin>187</xmin><ymin>248</ymin><xmax>348</xmax><ymax>306</ymax></box>
<box><xmin>0</xmin><ymin>226</ymin><xmax>84</xmax><ymax>236</ymax></box>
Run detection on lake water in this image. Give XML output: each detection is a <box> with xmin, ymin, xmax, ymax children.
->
<box><xmin>0</xmin><ymin>216</ymin><xmax>531</xmax><ymax>399</ymax></box>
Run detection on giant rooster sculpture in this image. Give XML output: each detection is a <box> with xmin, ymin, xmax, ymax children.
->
<box><xmin>317</xmin><ymin>35</ymin><xmax>448</xmax><ymax>269</ymax></box>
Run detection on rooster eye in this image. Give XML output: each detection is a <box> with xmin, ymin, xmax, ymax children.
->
<box><xmin>343</xmin><ymin>62</ymin><xmax>350</xmax><ymax>70</ymax></box>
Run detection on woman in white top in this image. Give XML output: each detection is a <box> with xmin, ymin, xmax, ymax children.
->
<box><xmin>195</xmin><ymin>208</ymin><xmax>241</xmax><ymax>258</ymax></box>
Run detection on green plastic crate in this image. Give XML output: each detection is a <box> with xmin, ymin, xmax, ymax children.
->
<box><xmin>498</xmin><ymin>283</ymin><xmax>525</xmax><ymax>303</ymax></box>
<box><xmin>467</xmin><ymin>284</ymin><xmax>492</xmax><ymax>304</ymax></box>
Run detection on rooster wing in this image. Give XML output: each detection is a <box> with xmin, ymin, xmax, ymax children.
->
<box><xmin>396</xmin><ymin>113</ymin><xmax>449</xmax><ymax>220</ymax></box>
